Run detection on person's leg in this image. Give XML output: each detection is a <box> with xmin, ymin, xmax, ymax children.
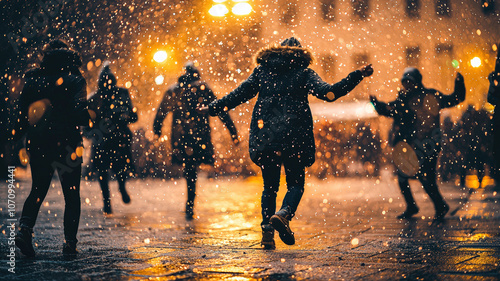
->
<box><xmin>98</xmin><ymin>170</ymin><xmax>112</xmax><ymax>214</ymax></box>
<box><xmin>57</xmin><ymin>162</ymin><xmax>82</xmax><ymax>254</ymax></box>
<box><xmin>184</xmin><ymin>163</ymin><xmax>198</xmax><ymax>220</ymax></box>
<box><xmin>269</xmin><ymin>156</ymin><xmax>304</xmax><ymax>246</ymax></box>
<box><xmin>16</xmin><ymin>159</ymin><xmax>54</xmax><ymax>257</ymax></box>
<box><xmin>117</xmin><ymin>170</ymin><xmax>131</xmax><ymax>204</ymax></box>
<box><xmin>419</xmin><ymin>157</ymin><xmax>449</xmax><ymax>219</ymax></box>
<box><xmin>260</xmin><ymin>158</ymin><xmax>281</xmax><ymax>249</ymax></box>
<box><xmin>397</xmin><ymin>174</ymin><xmax>419</xmax><ymax>219</ymax></box>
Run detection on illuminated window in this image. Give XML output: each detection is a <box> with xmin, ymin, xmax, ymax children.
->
<box><xmin>406</xmin><ymin>46</ymin><xmax>420</xmax><ymax>67</ymax></box>
<box><xmin>352</xmin><ymin>0</ymin><xmax>369</xmax><ymax>20</ymax></box>
<box><xmin>436</xmin><ymin>0</ymin><xmax>451</xmax><ymax>17</ymax></box>
<box><xmin>435</xmin><ymin>44</ymin><xmax>454</xmax><ymax>91</ymax></box>
<box><xmin>482</xmin><ymin>0</ymin><xmax>495</xmax><ymax>15</ymax></box>
<box><xmin>280</xmin><ymin>0</ymin><xmax>298</xmax><ymax>25</ymax></box>
<box><xmin>320</xmin><ymin>0</ymin><xmax>335</xmax><ymax>22</ymax></box>
<box><xmin>406</xmin><ymin>0</ymin><xmax>420</xmax><ymax>18</ymax></box>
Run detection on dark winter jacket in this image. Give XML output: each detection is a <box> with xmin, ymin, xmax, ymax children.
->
<box><xmin>87</xmin><ymin>64</ymin><xmax>138</xmax><ymax>174</ymax></box>
<box><xmin>372</xmin><ymin>68</ymin><xmax>466</xmax><ymax>159</ymax></box>
<box><xmin>16</xmin><ymin>48</ymin><xmax>89</xmax><ymax>161</ymax></box>
<box><xmin>488</xmin><ymin>62</ymin><xmax>500</xmax><ymax>163</ymax></box>
<box><xmin>154</xmin><ymin>72</ymin><xmax>238</xmax><ymax>165</ymax></box>
<box><xmin>208</xmin><ymin>45</ymin><xmax>365</xmax><ymax>167</ymax></box>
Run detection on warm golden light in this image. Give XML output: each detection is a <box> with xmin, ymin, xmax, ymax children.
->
<box><xmin>209</xmin><ymin>4</ymin><xmax>229</xmax><ymax>17</ymax></box>
<box><xmin>153</xmin><ymin>51</ymin><xmax>168</xmax><ymax>63</ymax></box>
<box><xmin>155</xmin><ymin>75</ymin><xmax>164</xmax><ymax>85</ymax></box>
<box><xmin>471</xmin><ymin>57</ymin><xmax>481</xmax><ymax>68</ymax></box>
<box><xmin>232</xmin><ymin>2</ymin><xmax>252</xmax><ymax>15</ymax></box>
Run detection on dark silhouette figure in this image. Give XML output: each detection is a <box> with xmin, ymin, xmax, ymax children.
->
<box><xmin>154</xmin><ymin>62</ymin><xmax>239</xmax><ymax>220</ymax></box>
<box><xmin>457</xmin><ymin>105</ymin><xmax>491</xmax><ymax>187</ymax></box>
<box><xmin>87</xmin><ymin>63</ymin><xmax>138</xmax><ymax>214</ymax></box>
<box><xmin>13</xmin><ymin>39</ymin><xmax>90</xmax><ymax>257</ymax></box>
<box><xmin>488</xmin><ymin>48</ymin><xmax>500</xmax><ymax>181</ymax></box>
<box><xmin>202</xmin><ymin>37</ymin><xmax>373</xmax><ymax>249</ymax></box>
<box><xmin>371</xmin><ymin>67</ymin><xmax>465</xmax><ymax>220</ymax></box>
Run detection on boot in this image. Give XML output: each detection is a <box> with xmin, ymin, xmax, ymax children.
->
<box><xmin>62</xmin><ymin>240</ymin><xmax>78</xmax><ymax>258</ymax></box>
<box><xmin>261</xmin><ymin>224</ymin><xmax>276</xmax><ymax>250</ymax></box>
<box><xmin>397</xmin><ymin>205</ymin><xmax>419</xmax><ymax>219</ymax></box>
<box><xmin>434</xmin><ymin>202</ymin><xmax>449</xmax><ymax>221</ymax></box>
<box><xmin>269</xmin><ymin>208</ymin><xmax>295</xmax><ymax>245</ymax></box>
<box><xmin>15</xmin><ymin>226</ymin><xmax>35</xmax><ymax>258</ymax></box>
<box><xmin>103</xmin><ymin>198</ymin><xmax>112</xmax><ymax>214</ymax></box>
<box><xmin>119</xmin><ymin>186</ymin><xmax>131</xmax><ymax>204</ymax></box>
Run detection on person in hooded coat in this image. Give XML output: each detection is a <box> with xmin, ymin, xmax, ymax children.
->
<box><xmin>488</xmin><ymin>48</ymin><xmax>500</xmax><ymax>182</ymax></box>
<box><xmin>370</xmin><ymin>67</ymin><xmax>465</xmax><ymax>220</ymax></box>
<box><xmin>87</xmin><ymin>62</ymin><xmax>138</xmax><ymax>214</ymax></box>
<box><xmin>13</xmin><ymin>39</ymin><xmax>90</xmax><ymax>257</ymax></box>
<box><xmin>201</xmin><ymin>37</ymin><xmax>373</xmax><ymax>249</ymax></box>
<box><xmin>153</xmin><ymin>62</ymin><xmax>239</xmax><ymax>220</ymax></box>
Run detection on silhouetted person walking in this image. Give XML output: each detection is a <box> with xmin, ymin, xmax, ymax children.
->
<box><xmin>87</xmin><ymin>62</ymin><xmax>138</xmax><ymax>214</ymax></box>
<box><xmin>154</xmin><ymin>62</ymin><xmax>239</xmax><ymax>220</ymax></box>
<box><xmin>488</xmin><ymin>48</ymin><xmax>500</xmax><ymax>182</ymax></box>
<box><xmin>14</xmin><ymin>39</ymin><xmax>90</xmax><ymax>257</ymax></box>
<box><xmin>371</xmin><ymin>67</ymin><xmax>465</xmax><ymax>220</ymax></box>
<box><xmin>200</xmin><ymin>37</ymin><xmax>373</xmax><ymax>249</ymax></box>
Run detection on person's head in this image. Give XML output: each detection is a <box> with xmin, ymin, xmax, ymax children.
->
<box><xmin>184</xmin><ymin>61</ymin><xmax>200</xmax><ymax>77</ymax></box>
<box><xmin>401</xmin><ymin>67</ymin><xmax>423</xmax><ymax>90</ymax></box>
<box><xmin>98</xmin><ymin>61</ymin><xmax>117</xmax><ymax>89</ymax></box>
<box><xmin>39</xmin><ymin>39</ymin><xmax>82</xmax><ymax>71</ymax></box>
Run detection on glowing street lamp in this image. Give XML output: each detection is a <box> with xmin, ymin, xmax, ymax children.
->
<box><xmin>153</xmin><ymin>51</ymin><xmax>168</xmax><ymax>63</ymax></box>
<box><xmin>232</xmin><ymin>2</ymin><xmax>252</xmax><ymax>15</ymax></box>
<box><xmin>471</xmin><ymin>57</ymin><xmax>481</xmax><ymax>68</ymax></box>
<box><xmin>209</xmin><ymin>4</ymin><xmax>229</xmax><ymax>17</ymax></box>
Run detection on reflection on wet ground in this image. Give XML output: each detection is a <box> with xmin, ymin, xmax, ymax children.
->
<box><xmin>1</xmin><ymin>174</ymin><xmax>499</xmax><ymax>280</ymax></box>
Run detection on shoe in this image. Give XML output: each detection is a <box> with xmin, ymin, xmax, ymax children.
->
<box><xmin>397</xmin><ymin>206</ymin><xmax>419</xmax><ymax>219</ymax></box>
<box><xmin>119</xmin><ymin>188</ymin><xmax>131</xmax><ymax>204</ymax></box>
<box><xmin>103</xmin><ymin>199</ymin><xmax>112</xmax><ymax>214</ymax></box>
<box><xmin>269</xmin><ymin>212</ymin><xmax>295</xmax><ymax>245</ymax></box>
<box><xmin>434</xmin><ymin>203</ymin><xmax>449</xmax><ymax>220</ymax></box>
<box><xmin>62</xmin><ymin>241</ymin><xmax>78</xmax><ymax>258</ymax></box>
<box><xmin>261</xmin><ymin>224</ymin><xmax>276</xmax><ymax>250</ymax></box>
<box><xmin>15</xmin><ymin>227</ymin><xmax>35</xmax><ymax>258</ymax></box>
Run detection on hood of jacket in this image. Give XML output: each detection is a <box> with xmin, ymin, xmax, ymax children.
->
<box><xmin>255</xmin><ymin>45</ymin><xmax>313</xmax><ymax>70</ymax></box>
<box><xmin>98</xmin><ymin>62</ymin><xmax>117</xmax><ymax>90</ymax></box>
<box><xmin>39</xmin><ymin>49</ymin><xmax>82</xmax><ymax>73</ymax></box>
<box><xmin>401</xmin><ymin>67</ymin><xmax>423</xmax><ymax>86</ymax></box>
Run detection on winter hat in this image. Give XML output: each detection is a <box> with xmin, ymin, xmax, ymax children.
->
<box><xmin>280</xmin><ymin>37</ymin><xmax>302</xmax><ymax>47</ymax></box>
<box><xmin>401</xmin><ymin>67</ymin><xmax>423</xmax><ymax>85</ymax></box>
<box><xmin>42</xmin><ymin>39</ymin><xmax>70</xmax><ymax>52</ymax></box>
<box><xmin>184</xmin><ymin>61</ymin><xmax>200</xmax><ymax>76</ymax></box>
<box><xmin>98</xmin><ymin>61</ymin><xmax>117</xmax><ymax>89</ymax></box>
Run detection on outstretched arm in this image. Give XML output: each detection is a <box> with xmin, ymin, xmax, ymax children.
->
<box><xmin>205</xmin><ymin>86</ymin><xmax>239</xmax><ymax>144</ymax></box>
<box><xmin>153</xmin><ymin>88</ymin><xmax>173</xmax><ymax>136</ymax></box>
<box><xmin>207</xmin><ymin>66</ymin><xmax>260</xmax><ymax>116</ymax></box>
<box><xmin>307</xmin><ymin>64</ymin><xmax>372</xmax><ymax>102</ymax></box>
<box><xmin>440</xmin><ymin>72</ymin><xmax>466</xmax><ymax>108</ymax></box>
<box><xmin>370</xmin><ymin>95</ymin><xmax>394</xmax><ymax>117</ymax></box>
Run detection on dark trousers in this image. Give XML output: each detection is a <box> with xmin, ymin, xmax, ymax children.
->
<box><xmin>184</xmin><ymin>163</ymin><xmax>198</xmax><ymax>212</ymax></box>
<box><xmin>98</xmin><ymin>169</ymin><xmax>127</xmax><ymax>204</ymax></box>
<box><xmin>20</xmin><ymin>158</ymin><xmax>81</xmax><ymax>243</ymax></box>
<box><xmin>398</xmin><ymin>156</ymin><xmax>447</xmax><ymax>212</ymax></box>
<box><xmin>260</xmin><ymin>153</ymin><xmax>305</xmax><ymax>226</ymax></box>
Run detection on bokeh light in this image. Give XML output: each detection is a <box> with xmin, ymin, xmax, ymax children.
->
<box><xmin>153</xmin><ymin>51</ymin><xmax>168</xmax><ymax>63</ymax></box>
<box><xmin>232</xmin><ymin>2</ymin><xmax>252</xmax><ymax>15</ymax></box>
<box><xmin>155</xmin><ymin>75</ymin><xmax>164</xmax><ymax>85</ymax></box>
<box><xmin>471</xmin><ymin>57</ymin><xmax>481</xmax><ymax>68</ymax></box>
<box><xmin>208</xmin><ymin>4</ymin><xmax>229</xmax><ymax>17</ymax></box>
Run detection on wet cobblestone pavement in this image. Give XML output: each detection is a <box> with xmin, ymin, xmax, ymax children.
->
<box><xmin>1</xmin><ymin>171</ymin><xmax>500</xmax><ymax>280</ymax></box>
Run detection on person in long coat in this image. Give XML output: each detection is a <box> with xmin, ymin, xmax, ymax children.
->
<box><xmin>488</xmin><ymin>48</ymin><xmax>500</xmax><ymax>181</ymax></box>
<box><xmin>201</xmin><ymin>37</ymin><xmax>373</xmax><ymax>249</ymax></box>
<box><xmin>153</xmin><ymin>62</ymin><xmax>239</xmax><ymax>220</ymax></box>
<box><xmin>87</xmin><ymin>63</ymin><xmax>138</xmax><ymax>214</ymax></box>
<box><xmin>14</xmin><ymin>39</ymin><xmax>90</xmax><ymax>257</ymax></box>
<box><xmin>370</xmin><ymin>67</ymin><xmax>465</xmax><ymax>220</ymax></box>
